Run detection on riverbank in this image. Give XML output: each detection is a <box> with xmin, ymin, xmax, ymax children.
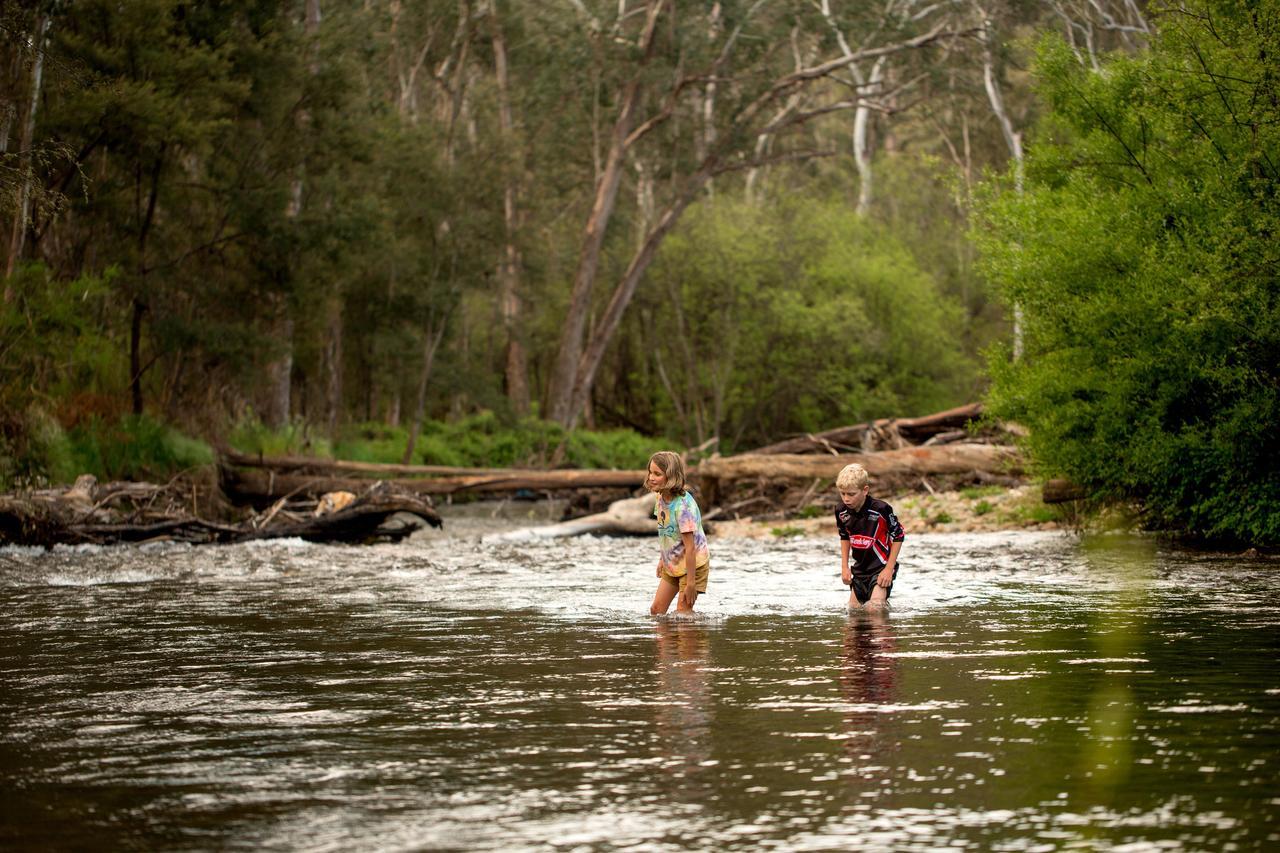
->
<box><xmin>412</xmin><ymin>484</ymin><xmax>1065</xmax><ymax>544</ymax></box>
<box><xmin>706</xmin><ymin>484</ymin><xmax>1063</xmax><ymax>540</ymax></box>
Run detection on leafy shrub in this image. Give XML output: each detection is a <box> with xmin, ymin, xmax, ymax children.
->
<box><xmin>974</xmin><ymin>10</ymin><xmax>1280</xmax><ymax>545</ymax></box>
<box><xmin>230</xmin><ymin>412</ymin><xmax>666</xmax><ymax>470</ymax></box>
<box><xmin>66</xmin><ymin>415</ymin><xmax>214</xmax><ymax>482</ymax></box>
<box><xmin>960</xmin><ymin>485</ymin><xmax>1004</xmax><ymax>500</ymax></box>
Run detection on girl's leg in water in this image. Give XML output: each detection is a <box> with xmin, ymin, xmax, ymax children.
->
<box><xmin>650</xmin><ymin>577</ymin><xmax>679</xmax><ymax>615</ymax></box>
<box><xmin>676</xmin><ymin>582</ymin><xmax>698</xmax><ymax>614</ymax></box>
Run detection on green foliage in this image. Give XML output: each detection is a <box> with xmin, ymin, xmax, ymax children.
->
<box><xmin>414</xmin><ymin>415</ymin><xmax>665</xmax><ymax>470</ymax></box>
<box><xmin>974</xmin><ymin>1</ymin><xmax>1280</xmax><ymax>544</ymax></box>
<box><xmin>65</xmin><ymin>415</ymin><xmax>213</xmax><ymax>482</ymax></box>
<box><xmin>960</xmin><ymin>485</ymin><xmax>1005</xmax><ymax>500</ymax></box>
<box><xmin>1</xmin><ymin>410</ymin><xmax>213</xmax><ymax>489</ymax></box>
<box><xmin>639</xmin><ymin>196</ymin><xmax>976</xmax><ymax>448</ymax></box>
<box><xmin>1</xmin><ymin>265</ymin><xmax>126</xmax><ymax>412</ymax></box>
<box><xmin>227</xmin><ymin>418</ymin><xmax>333</xmax><ymax>459</ymax></box>
<box><xmin>930</xmin><ymin>511</ymin><xmax>954</xmax><ymax>525</ymax></box>
<box><xmin>799</xmin><ymin>504</ymin><xmax>827</xmax><ymax>519</ymax></box>
<box><xmin>229</xmin><ymin>412</ymin><xmax>665</xmax><ymax>470</ymax></box>
<box><xmin>770</xmin><ymin>525</ymin><xmax>805</xmax><ymax>538</ymax></box>
<box><xmin>973</xmin><ymin>500</ymin><xmax>994</xmax><ymax>517</ymax></box>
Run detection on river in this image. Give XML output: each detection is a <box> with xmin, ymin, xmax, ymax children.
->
<box><xmin>2</xmin><ymin>519</ymin><xmax>1277</xmax><ymax>850</ymax></box>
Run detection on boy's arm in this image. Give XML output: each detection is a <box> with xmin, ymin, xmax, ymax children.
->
<box><xmin>877</xmin><ymin>539</ymin><xmax>902</xmax><ymax>588</ymax></box>
<box><xmin>840</xmin><ymin>539</ymin><xmax>851</xmax><ymax>585</ymax></box>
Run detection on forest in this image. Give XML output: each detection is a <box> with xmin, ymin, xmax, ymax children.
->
<box><xmin>2</xmin><ymin>0</ymin><xmax>1277</xmax><ymax>544</ymax></box>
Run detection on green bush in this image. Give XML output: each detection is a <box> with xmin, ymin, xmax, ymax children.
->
<box><xmin>229</xmin><ymin>412</ymin><xmax>667</xmax><ymax>470</ymax></box>
<box><xmin>960</xmin><ymin>485</ymin><xmax>1004</xmax><ymax>500</ymax></box>
<box><xmin>974</xmin><ymin>8</ymin><xmax>1280</xmax><ymax>545</ymax></box>
<box><xmin>66</xmin><ymin>415</ymin><xmax>214</xmax><ymax>482</ymax></box>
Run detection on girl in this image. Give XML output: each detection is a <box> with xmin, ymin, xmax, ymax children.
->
<box><xmin>646</xmin><ymin>451</ymin><xmax>710</xmax><ymax>615</ymax></box>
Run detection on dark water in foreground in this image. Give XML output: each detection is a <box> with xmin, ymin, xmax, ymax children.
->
<box><xmin>1</xmin><ymin>528</ymin><xmax>1278</xmax><ymax>851</ymax></box>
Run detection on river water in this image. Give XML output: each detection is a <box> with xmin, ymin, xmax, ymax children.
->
<box><xmin>2</xmin><ymin>520</ymin><xmax>1278</xmax><ymax>851</ymax></box>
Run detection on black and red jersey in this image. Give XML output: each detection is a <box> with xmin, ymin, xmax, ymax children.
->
<box><xmin>835</xmin><ymin>496</ymin><xmax>905</xmax><ymax>576</ymax></box>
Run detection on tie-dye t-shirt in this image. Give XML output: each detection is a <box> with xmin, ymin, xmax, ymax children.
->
<box><xmin>654</xmin><ymin>491</ymin><xmax>710</xmax><ymax>575</ymax></box>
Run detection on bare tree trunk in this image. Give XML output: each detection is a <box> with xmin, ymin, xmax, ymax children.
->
<box><xmin>851</xmin><ymin>58</ymin><xmax>886</xmax><ymax>216</ymax></box>
<box><xmin>563</xmin><ymin>170</ymin><xmax>710</xmax><ymax>428</ymax></box>
<box><xmin>979</xmin><ymin>14</ymin><xmax>1025</xmax><ymax>361</ymax></box>
<box><xmin>267</xmin><ymin>0</ymin><xmax>321</xmax><ymax>427</ymax></box>
<box><xmin>264</xmin><ymin>308</ymin><xmax>293</xmax><ymax>428</ymax></box>
<box><xmin>324</xmin><ymin>302</ymin><xmax>342</xmax><ymax>437</ymax></box>
<box><xmin>489</xmin><ymin>0</ymin><xmax>529</xmax><ymax>415</ymax></box>
<box><xmin>402</xmin><ymin>322</ymin><xmax>447</xmax><ymax>465</ymax></box>
<box><xmin>130</xmin><ymin>298</ymin><xmax>146</xmax><ymax>416</ymax></box>
<box><xmin>4</xmin><ymin>11</ymin><xmax>50</xmax><ymax>288</ymax></box>
<box><xmin>546</xmin><ymin>0</ymin><xmax>665</xmax><ymax>426</ymax></box>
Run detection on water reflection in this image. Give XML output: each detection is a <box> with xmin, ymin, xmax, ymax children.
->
<box><xmin>839</xmin><ymin>611</ymin><xmax>899</xmax><ymax>762</ymax></box>
<box><xmin>2</xmin><ymin>532</ymin><xmax>1278</xmax><ymax>850</ymax></box>
<box><xmin>653</xmin><ymin>619</ymin><xmax>713</xmax><ymax>786</ymax></box>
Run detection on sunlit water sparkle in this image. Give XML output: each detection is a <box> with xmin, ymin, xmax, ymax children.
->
<box><xmin>2</xmin><ymin>523</ymin><xmax>1278</xmax><ymax>851</ymax></box>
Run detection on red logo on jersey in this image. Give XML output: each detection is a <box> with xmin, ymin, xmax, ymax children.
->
<box><xmin>849</xmin><ymin>534</ymin><xmax>874</xmax><ymax>549</ymax></box>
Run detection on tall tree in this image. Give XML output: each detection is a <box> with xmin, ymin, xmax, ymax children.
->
<box><xmin>547</xmin><ymin>0</ymin><xmax>969</xmax><ymax>429</ymax></box>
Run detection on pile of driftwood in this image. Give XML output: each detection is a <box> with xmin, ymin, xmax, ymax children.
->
<box><xmin>0</xmin><ymin>473</ymin><xmax>441</xmax><ymax>548</ymax></box>
<box><xmin>697</xmin><ymin>403</ymin><xmax>1026</xmax><ymax>518</ymax></box>
<box><xmin>220</xmin><ymin>403</ymin><xmax>1026</xmax><ymax>526</ymax></box>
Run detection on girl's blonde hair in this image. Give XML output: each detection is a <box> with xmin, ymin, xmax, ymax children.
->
<box><xmin>648</xmin><ymin>451</ymin><xmax>687</xmax><ymax>496</ymax></box>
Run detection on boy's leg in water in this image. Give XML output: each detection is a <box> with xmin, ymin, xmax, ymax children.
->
<box><xmin>650</xmin><ymin>576</ymin><xmax>680</xmax><ymax>615</ymax></box>
<box><xmin>865</xmin><ymin>584</ymin><xmax>890</xmax><ymax>610</ymax></box>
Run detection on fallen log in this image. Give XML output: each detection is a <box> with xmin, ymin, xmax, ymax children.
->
<box><xmin>744</xmin><ymin>403</ymin><xmax>986</xmax><ymax>455</ymax></box>
<box><xmin>1042</xmin><ymin>478</ymin><xmax>1088</xmax><ymax>504</ymax></box>
<box><xmin>698</xmin><ymin>443</ymin><xmax>1023</xmax><ymax>498</ymax></box>
<box><xmin>0</xmin><ymin>475</ymin><xmax>442</xmax><ymax>548</ymax></box>
<box><xmin>222</xmin><ymin>466</ymin><xmax>646</xmax><ymax>503</ymax></box>
<box><xmin>483</xmin><ymin>493</ymin><xmax>656</xmax><ymax>543</ymax></box>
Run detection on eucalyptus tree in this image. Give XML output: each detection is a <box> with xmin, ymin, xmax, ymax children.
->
<box><xmin>544</xmin><ymin>0</ymin><xmax>973</xmax><ymax>430</ymax></box>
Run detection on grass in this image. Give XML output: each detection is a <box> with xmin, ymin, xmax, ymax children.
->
<box><xmin>973</xmin><ymin>500</ymin><xmax>994</xmax><ymax>516</ymax></box>
<box><xmin>771</xmin><ymin>525</ymin><xmax>806</xmax><ymax>538</ymax></box>
<box><xmin>229</xmin><ymin>411</ymin><xmax>669</xmax><ymax>470</ymax></box>
<box><xmin>960</xmin><ymin>484</ymin><xmax>1005</xmax><ymax>500</ymax></box>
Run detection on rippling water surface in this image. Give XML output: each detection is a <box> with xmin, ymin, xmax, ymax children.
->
<box><xmin>2</xmin><ymin>521</ymin><xmax>1278</xmax><ymax>851</ymax></box>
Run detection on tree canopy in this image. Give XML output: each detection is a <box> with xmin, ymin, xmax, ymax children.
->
<box><xmin>976</xmin><ymin>0</ymin><xmax>1280</xmax><ymax>544</ymax></box>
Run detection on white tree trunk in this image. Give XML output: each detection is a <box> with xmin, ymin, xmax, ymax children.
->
<box><xmin>852</xmin><ymin>58</ymin><xmax>886</xmax><ymax>217</ymax></box>
<box><xmin>547</xmin><ymin>0</ymin><xmax>665</xmax><ymax>426</ymax></box>
<box><xmin>489</xmin><ymin>0</ymin><xmax>529</xmax><ymax>414</ymax></box>
<box><xmin>5</xmin><ymin>12</ymin><xmax>50</xmax><ymax>285</ymax></box>
<box><xmin>979</xmin><ymin>16</ymin><xmax>1025</xmax><ymax>361</ymax></box>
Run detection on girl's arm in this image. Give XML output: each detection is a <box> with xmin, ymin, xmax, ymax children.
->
<box><xmin>680</xmin><ymin>530</ymin><xmax>697</xmax><ymax>605</ymax></box>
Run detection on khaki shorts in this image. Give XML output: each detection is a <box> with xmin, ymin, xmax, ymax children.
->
<box><xmin>661</xmin><ymin>561</ymin><xmax>710</xmax><ymax>594</ymax></box>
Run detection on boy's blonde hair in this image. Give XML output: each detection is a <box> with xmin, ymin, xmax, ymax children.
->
<box><xmin>648</xmin><ymin>451</ymin><xmax>687</xmax><ymax>496</ymax></box>
<box><xmin>836</xmin><ymin>463</ymin><xmax>869</xmax><ymax>493</ymax></box>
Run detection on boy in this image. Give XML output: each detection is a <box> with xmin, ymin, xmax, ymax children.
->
<box><xmin>835</xmin><ymin>463</ymin><xmax>904</xmax><ymax>610</ymax></box>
